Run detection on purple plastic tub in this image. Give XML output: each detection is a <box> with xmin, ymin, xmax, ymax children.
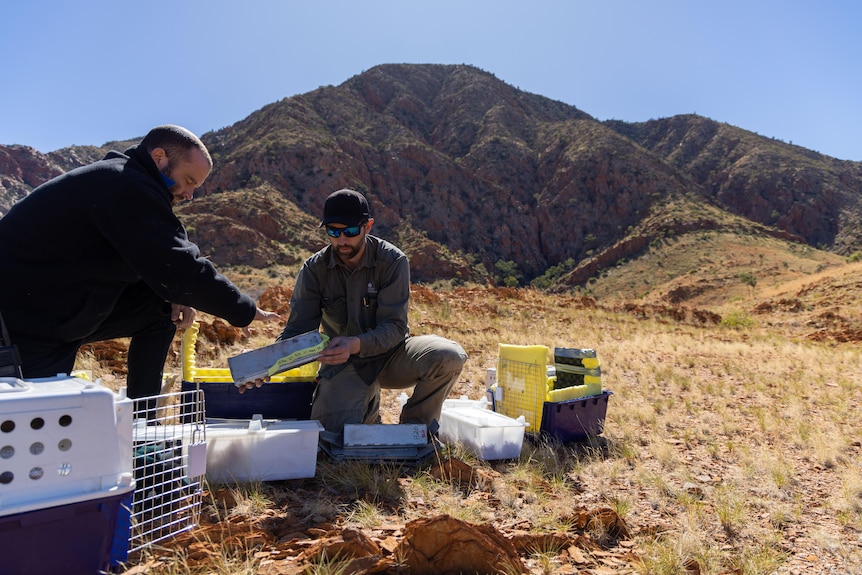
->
<box><xmin>0</xmin><ymin>486</ymin><xmax>133</xmax><ymax>575</ymax></box>
<box><xmin>540</xmin><ymin>391</ymin><xmax>612</xmax><ymax>442</ymax></box>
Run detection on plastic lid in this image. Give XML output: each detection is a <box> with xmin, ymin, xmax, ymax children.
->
<box><xmin>0</xmin><ymin>378</ymin><xmax>30</xmax><ymax>394</ymax></box>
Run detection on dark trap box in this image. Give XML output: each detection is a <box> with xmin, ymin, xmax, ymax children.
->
<box><xmin>180</xmin><ymin>379</ymin><xmax>315</xmax><ymax>421</ymax></box>
<box><xmin>0</xmin><ymin>485</ymin><xmax>134</xmax><ymax>575</ymax></box>
<box><xmin>318</xmin><ymin>423</ymin><xmax>440</xmax><ymax>465</ymax></box>
<box><xmin>539</xmin><ymin>391</ymin><xmax>612</xmax><ymax>442</ymax></box>
<box><xmin>552</xmin><ymin>346</ymin><xmax>602</xmax><ymax>391</ymax></box>
<box><xmin>180</xmin><ymin>323</ymin><xmax>316</xmax><ymax>420</ymax></box>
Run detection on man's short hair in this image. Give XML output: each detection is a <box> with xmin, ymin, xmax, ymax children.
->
<box><xmin>141</xmin><ymin>125</ymin><xmax>212</xmax><ymax>167</ymax></box>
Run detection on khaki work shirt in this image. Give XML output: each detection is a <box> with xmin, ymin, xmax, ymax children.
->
<box><xmin>278</xmin><ymin>235</ymin><xmax>410</xmax><ymax>381</ymax></box>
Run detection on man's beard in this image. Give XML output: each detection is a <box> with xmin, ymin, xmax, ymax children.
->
<box><xmin>335</xmin><ymin>244</ymin><xmax>361</xmax><ymax>262</ymax></box>
<box><xmin>160</xmin><ymin>164</ymin><xmax>183</xmax><ymax>205</ymax></box>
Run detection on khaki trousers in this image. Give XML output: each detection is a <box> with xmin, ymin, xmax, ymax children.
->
<box><xmin>310</xmin><ymin>334</ymin><xmax>467</xmax><ymax>433</ymax></box>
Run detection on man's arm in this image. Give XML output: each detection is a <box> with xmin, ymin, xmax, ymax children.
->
<box><xmin>91</xmin><ymin>177</ymin><xmax>258</xmax><ymax>327</ymax></box>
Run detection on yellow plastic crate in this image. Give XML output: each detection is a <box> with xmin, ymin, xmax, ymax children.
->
<box><xmin>493</xmin><ymin>344</ymin><xmax>606</xmax><ymax>432</ymax></box>
<box><xmin>494</xmin><ymin>344</ymin><xmax>552</xmax><ymax>431</ymax></box>
<box><xmin>181</xmin><ymin>323</ymin><xmax>319</xmax><ymax>383</ymax></box>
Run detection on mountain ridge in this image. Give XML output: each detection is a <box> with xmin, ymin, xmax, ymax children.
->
<box><xmin>2</xmin><ymin>63</ymin><xmax>860</xmax><ymax>294</ymax></box>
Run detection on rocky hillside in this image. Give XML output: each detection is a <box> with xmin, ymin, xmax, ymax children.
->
<box><xmin>606</xmin><ymin>115</ymin><xmax>862</xmax><ymax>253</ymax></box>
<box><xmin>3</xmin><ymin>64</ymin><xmax>862</xmax><ymax>288</ymax></box>
<box><xmin>0</xmin><ymin>142</ymin><xmax>130</xmax><ymax>214</ymax></box>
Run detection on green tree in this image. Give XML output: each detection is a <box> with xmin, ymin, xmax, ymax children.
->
<box><xmin>738</xmin><ymin>271</ymin><xmax>757</xmax><ymax>295</ymax></box>
<box><xmin>494</xmin><ymin>259</ymin><xmax>522</xmax><ymax>287</ymax></box>
<box><xmin>531</xmin><ymin>258</ymin><xmax>575</xmax><ymax>290</ymax></box>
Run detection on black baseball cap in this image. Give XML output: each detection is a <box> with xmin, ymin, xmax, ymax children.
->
<box><xmin>320</xmin><ymin>189</ymin><xmax>371</xmax><ymax>227</ymax></box>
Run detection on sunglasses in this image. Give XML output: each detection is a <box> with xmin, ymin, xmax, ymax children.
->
<box><xmin>325</xmin><ymin>224</ymin><xmax>364</xmax><ymax>238</ymax></box>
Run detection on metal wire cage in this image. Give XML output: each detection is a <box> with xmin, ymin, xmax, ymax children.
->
<box><xmin>493</xmin><ymin>358</ymin><xmax>550</xmax><ymax>432</ymax></box>
<box><xmin>128</xmin><ymin>389</ymin><xmax>206</xmax><ymax>554</ymax></box>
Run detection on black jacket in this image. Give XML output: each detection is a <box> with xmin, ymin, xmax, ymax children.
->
<box><xmin>0</xmin><ymin>145</ymin><xmax>256</xmax><ymax>343</ymax></box>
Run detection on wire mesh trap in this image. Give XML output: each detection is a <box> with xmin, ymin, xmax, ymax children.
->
<box><xmin>127</xmin><ymin>389</ymin><xmax>207</xmax><ymax>554</ymax></box>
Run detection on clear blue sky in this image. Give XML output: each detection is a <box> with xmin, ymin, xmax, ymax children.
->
<box><xmin>2</xmin><ymin>1</ymin><xmax>860</xmax><ymax>161</ymax></box>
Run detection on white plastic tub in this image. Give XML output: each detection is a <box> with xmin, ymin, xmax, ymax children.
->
<box><xmin>439</xmin><ymin>407</ymin><xmax>527</xmax><ymax>460</ymax></box>
<box><xmin>442</xmin><ymin>395</ymin><xmax>491</xmax><ymax>411</ymax></box>
<box><xmin>204</xmin><ymin>416</ymin><xmax>323</xmax><ymax>483</ymax></box>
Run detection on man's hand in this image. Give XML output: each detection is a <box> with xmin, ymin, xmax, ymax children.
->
<box><xmin>317</xmin><ymin>335</ymin><xmax>360</xmax><ymax>365</ymax></box>
<box><xmin>242</xmin><ymin>307</ymin><xmax>282</xmax><ymax>337</ymax></box>
<box><xmin>171</xmin><ymin>304</ymin><xmax>196</xmax><ymax>329</ymax></box>
<box><xmin>237</xmin><ymin>377</ymin><xmax>267</xmax><ymax>394</ymax></box>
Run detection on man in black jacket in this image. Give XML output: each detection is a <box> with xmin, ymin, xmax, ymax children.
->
<box><xmin>0</xmin><ymin>125</ymin><xmax>279</xmax><ymax>398</ymax></box>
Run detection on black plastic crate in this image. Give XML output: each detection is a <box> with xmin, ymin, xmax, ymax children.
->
<box><xmin>181</xmin><ymin>380</ymin><xmax>315</xmax><ymax>420</ymax></box>
<box><xmin>0</xmin><ymin>487</ymin><xmax>133</xmax><ymax>575</ymax></box>
<box><xmin>540</xmin><ymin>391</ymin><xmax>612</xmax><ymax>442</ymax></box>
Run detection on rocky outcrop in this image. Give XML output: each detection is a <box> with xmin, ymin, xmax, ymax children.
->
<box><xmin>0</xmin><ymin>145</ymin><xmax>64</xmax><ymax>187</ymax></box>
<box><xmin>0</xmin><ymin>145</ymin><xmax>65</xmax><ymax>215</ymax></box>
<box><xmin>394</xmin><ymin>515</ymin><xmax>525</xmax><ymax>575</ymax></box>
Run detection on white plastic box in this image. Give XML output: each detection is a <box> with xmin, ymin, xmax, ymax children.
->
<box><xmin>438</xmin><ymin>406</ymin><xmax>527</xmax><ymax>460</ymax></box>
<box><xmin>205</xmin><ymin>416</ymin><xmax>324</xmax><ymax>483</ymax></box>
<box><xmin>0</xmin><ymin>375</ymin><xmax>134</xmax><ymax>516</ymax></box>
<box><xmin>442</xmin><ymin>395</ymin><xmax>491</xmax><ymax>411</ymax></box>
